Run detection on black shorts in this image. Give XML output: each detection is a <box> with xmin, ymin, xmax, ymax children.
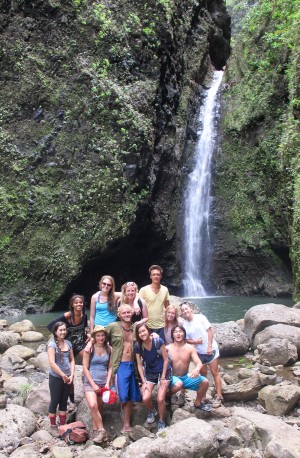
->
<box><xmin>145</xmin><ymin>368</ymin><xmax>172</xmax><ymax>384</ymax></box>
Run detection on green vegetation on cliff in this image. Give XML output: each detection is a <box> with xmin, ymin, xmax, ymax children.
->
<box><xmin>0</xmin><ymin>0</ymin><xmax>230</xmax><ymax>307</ymax></box>
<box><xmin>215</xmin><ymin>0</ymin><xmax>299</xmax><ymax>297</ymax></box>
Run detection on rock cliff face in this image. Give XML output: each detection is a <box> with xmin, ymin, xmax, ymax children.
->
<box><xmin>209</xmin><ymin>0</ymin><xmax>299</xmax><ymax>299</ymax></box>
<box><xmin>0</xmin><ymin>0</ymin><xmax>230</xmax><ymax>308</ymax></box>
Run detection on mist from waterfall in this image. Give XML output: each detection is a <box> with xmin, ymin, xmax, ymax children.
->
<box><xmin>183</xmin><ymin>71</ymin><xmax>223</xmax><ymax>297</ymax></box>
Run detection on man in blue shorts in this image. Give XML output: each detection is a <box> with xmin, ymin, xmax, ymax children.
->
<box><xmin>106</xmin><ymin>304</ymin><xmax>142</xmax><ymax>432</ymax></box>
<box><xmin>166</xmin><ymin>325</ymin><xmax>212</xmax><ymax>412</ymax></box>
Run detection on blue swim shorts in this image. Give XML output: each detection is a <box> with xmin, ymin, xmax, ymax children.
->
<box><xmin>116</xmin><ymin>362</ymin><xmax>142</xmax><ymax>403</ymax></box>
<box><xmin>170</xmin><ymin>373</ymin><xmax>207</xmax><ymax>391</ymax></box>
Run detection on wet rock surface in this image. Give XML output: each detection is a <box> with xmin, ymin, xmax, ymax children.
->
<box><xmin>1</xmin><ymin>309</ymin><xmax>300</xmax><ymax>457</ymax></box>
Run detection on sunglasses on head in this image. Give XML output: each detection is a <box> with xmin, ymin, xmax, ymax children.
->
<box><xmin>126</xmin><ymin>282</ymin><xmax>136</xmax><ymax>286</ymax></box>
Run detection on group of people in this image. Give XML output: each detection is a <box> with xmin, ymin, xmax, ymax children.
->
<box><xmin>47</xmin><ymin>265</ymin><xmax>223</xmax><ymax>444</ymax></box>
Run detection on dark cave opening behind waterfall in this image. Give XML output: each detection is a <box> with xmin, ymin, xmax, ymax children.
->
<box><xmin>53</xmin><ymin>228</ymin><xmax>177</xmax><ymax>311</ymax></box>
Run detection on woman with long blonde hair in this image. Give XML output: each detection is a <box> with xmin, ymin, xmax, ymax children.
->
<box><xmin>159</xmin><ymin>304</ymin><xmax>183</xmax><ymax>345</ymax></box>
<box><xmin>90</xmin><ymin>275</ymin><xmax>121</xmax><ymax>332</ymax></box>
<box><xmin>117</xmin><ymin>281</ymin><xmax>148</xmax><ymax>324</ymax></box>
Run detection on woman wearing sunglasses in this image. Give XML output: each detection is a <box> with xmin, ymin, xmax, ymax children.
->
<box><xmin>90</xmin><ymin>275</ymin><xmax>121</xmax><ymax>332</ymax></box>
<box><xmin>117</xmin><ymin>282</ymin><xmax>148</xmax><ymax>324</ymax></box>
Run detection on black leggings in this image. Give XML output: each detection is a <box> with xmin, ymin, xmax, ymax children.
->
<box><xmin>49</xmin><ymin>373</ymin><xmax>71</xmax><ymax>413</ymax></box>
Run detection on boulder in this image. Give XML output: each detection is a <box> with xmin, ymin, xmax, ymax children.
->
<box><xmin>76</xmin><ymin>393</ymin><xmax>131</xmax><ymax>435</ymax></box>
<box><xmin>36</xmin><ymin>343</ymin><xmax>47</xmax><ymax>353</ymax></box>
<box><xmin>0</xmin><ymin>320</ymin><xmax>8</xmax><ymax>328</ymax></box>
<box><xmin>0</xmin><ymin>393</ymin><xmax>7</xmax><ymax>409</ymax></box>
<box><xmin>113</xmin><ymin>435</ymin><xmax>129</xmax><ymax>449</ymax></box>
<box><xmin>31</xmin><ymin>352</ymin><xmax>49</xmax><ymax>372</ymax></box>
<box><xmin>244</xmin><ymin>303</ymin><xmax>300</xmax><ymax>343</ymax></box>
<box><xmin>212</xmin><ymin>322</ymin><xmax>250</xmax><ymax>356</ymax></box>
<box><xmin>31</xmin><ymin>429</ymin><xmax>53</xmax><ymax>442</ymax></box>
<box><xmin>128</xmin><ymin>425</ymin><xmax>154</xmax><ymax>441</ymax></box>
<box><xmin>0</xmin><ymin>354</ymin><xmax>27</xmax><ymax>372</ymax></box>
<box><xmin>0</xmin><ymin>368</ymin><xmax>11</xmax><ymax>382</ymax></box>
<box><xmin>256</xmin><ymin>338</ymin><xmax>298</xmax><ymax>366</ymax></box>
<box><xmin>255</xmin><ymin>363</ymin><xmax>276</xmax><ymax>375</ymax></box>
<box><xmin>237</xmin><ymin>368</ymin><xmax>254</xmax><ymax>380</ymax></box>
<box><xmin>3</xmin><ymin>376</ymin><xmax>29</xmax><ymax>394</ymax></box>
<box><xmin>232</xmin><ymin>449</ymin><xmax>262</xmax><ymax>458</ymax></box>
<box><xmin>225</xmin><ymin>415</ymin><xmax>259</xmax><ymax>449</ymax></box>
<box><xmin>82</xmin><ymin>445</ymin><xmax>111</xmax><ymax>457</ymax></box>
<box><xmin>253</xmin><ymin>323</ymin><xmax>300</xmax><ymax>352</ymax></box>
<box><xmin>210</xmin><ymin>419</ymin><xmax>242</xmax><ymax>458</ymax></box>
<box><xmin>9</xmin><ymin>444</ymin><xmax>40</xmax><ymax>458</ymax></box>
<box><xmin>170</xmin><ymin>407</ymin><xmax>196</xmax><ymax>425</ymax></box>
<box><xmin>51</xmin><ymin>446</ymin><xmax>73</xmax><ymax>458</ymax></box>
<box><xmin>25</xmin><ymin>379</ymin><xmax>50</xmax><ymax>415</ymax></box>
<box><xmin>9</xmin><ymin>320</ymin><xmax>35</xmax><ymax>333</ymax></box>
<box><xmin>73</xmin><ymin>364</ymin><xmax>85</xmax><ymax>404</ymax></box>
<box><xmin>0</xmin><ymin>331</ymin><xmax>22</xmax><ymax>352</ymax></box>
<box><xmin>21</xmin><ymin>331</ymin><xmax>43</xmax><ymax>342</ymax></box>
<box><xmin>0</xmin><ymin>404</ymin><xmax>36</xmax><ymax>449</ymax></box>
<box><xmin>258</xmin><ymin>383</ymin><xmax>300</xmax><ymax>416</ymax></box>
<box><xmin>3</xmin><ymin>345</ymin><xmax>36</xmax><ymax>360</ymax></box>
<box><xmin>222</xmin><ymin>374</ymin><xmax>262</xmax><ymax>402</ymax></box>
<box><xmin>120</xmin><ymin>417</ymin><xmax>218</xmax><ymax>457</ymax></box>
<box><xmin>232</xmin><ymin>407</ymin><xmax>300</xmax><ymax>458</ymax></box>
<box><xmin>258</xmin><ymin>373</ymin><xmax>276</xmax><ymax>386</ymax></box>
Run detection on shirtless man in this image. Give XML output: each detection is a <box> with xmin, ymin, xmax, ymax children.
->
<box><xmin>106</xmin><ymin>304</ymin><xmax>141</xmax><ymax>432</ymax></box>
<box><xmin>166</xmin><ymin>325</ymin><xmax>211</xmax><ymax>412</ymax></box>
<box><xmin>139</xmin><ymin>265</ymin><xmax>170</xmax><ymax>333</ymax></box>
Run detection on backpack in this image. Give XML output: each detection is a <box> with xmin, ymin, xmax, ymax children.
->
<box><xmin>58</xmin><ymin>421</ymin><xmax>89</xmax><ymax>444</ymax></box>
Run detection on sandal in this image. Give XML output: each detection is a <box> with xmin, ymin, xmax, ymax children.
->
<box><xmin>194</xmin><ymin>402</ymin><xmax>212</xmax><ymax>412</ymax></box>
<box><xmin>211</xmin><ymin>396</ymin><xmax>223</xmax><ymax>408</ymax></box>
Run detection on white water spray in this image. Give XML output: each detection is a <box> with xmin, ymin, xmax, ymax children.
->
<box><xmin>183</xmin><ymin>71</ymin><xmax>223</xmax><ymax>297</ymax></box>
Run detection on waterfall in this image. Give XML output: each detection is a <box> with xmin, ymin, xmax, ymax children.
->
<box><xmin>183</xmin><ymin>70</ymin><xmax>223</xmax><ymax>297</ymax></box>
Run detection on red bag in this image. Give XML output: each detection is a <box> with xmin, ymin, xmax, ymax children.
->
<box><xmin>58</xmin><ymin>421</ymin><xmax>89</xmax><ymax>444</ymax></box>
<box><xmin>97</xmin><ymin>387</ymin><xmax>118</xmax><ymax>404</ymax></box>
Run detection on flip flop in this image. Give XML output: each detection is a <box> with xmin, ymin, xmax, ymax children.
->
<box><xmin>194</xmin><ymin>402</ymin><xmax>212</xmax><ymax>412</ymax></box>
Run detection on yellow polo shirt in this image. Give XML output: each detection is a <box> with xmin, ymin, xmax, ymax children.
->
<box><xmin>139</xmin><ymin>284</ymin><xmax>169</xmax><ymax>329</ymax></box>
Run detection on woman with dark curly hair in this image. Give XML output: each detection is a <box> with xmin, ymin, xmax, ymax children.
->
<box><xmin>47</xmin><ymin>294</ymin><xmax>88</xmax><ymax>358</ymax></box>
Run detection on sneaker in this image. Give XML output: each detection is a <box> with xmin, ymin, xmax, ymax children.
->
<box><xmin>157</xmin><ymin>420</ymin><xmax>166</xmax><ymax>432</ymax></box>
<box><xmin>147</xmin><ymin>409</ymin><xmax>157</xmax><ymax>424</ymax></box>
<box><xmin>93</xmin><ymin>429</ymin><xmax>108</xmax><ymax>444</ymax></box>
<box><xmin>194</xmin><ymin>402</ymin><xmax>212</xmax><ymax>412</ymax></box>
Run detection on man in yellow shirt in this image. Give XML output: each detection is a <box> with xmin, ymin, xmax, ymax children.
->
<box><xmin>139</xmin><ymin>265</ymin><xmax>170</xmax><ymax>333</ymax></box>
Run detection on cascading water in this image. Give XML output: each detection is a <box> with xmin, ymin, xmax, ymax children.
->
<box><xmin>183</xmin><ymin>70</ymin><xmax>223</xmax><ymax>297</ymax></box>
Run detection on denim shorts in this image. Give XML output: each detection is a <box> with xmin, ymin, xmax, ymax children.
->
<box><xmin>197</xmin><ymin>349</ymin><xmax>219</xmax><ymax>365</ymax></box>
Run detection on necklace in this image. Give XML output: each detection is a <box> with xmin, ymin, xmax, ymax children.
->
<box><xmin>121</xmin><ymin>325</ymin><xmax>133</xmax><ymax>332</ymax></box>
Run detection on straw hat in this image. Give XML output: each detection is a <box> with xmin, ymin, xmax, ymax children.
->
<box><xmin>91</xmin><ymin>325</ymin><xmax>107</xmax><ymax>339</ymax></box>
